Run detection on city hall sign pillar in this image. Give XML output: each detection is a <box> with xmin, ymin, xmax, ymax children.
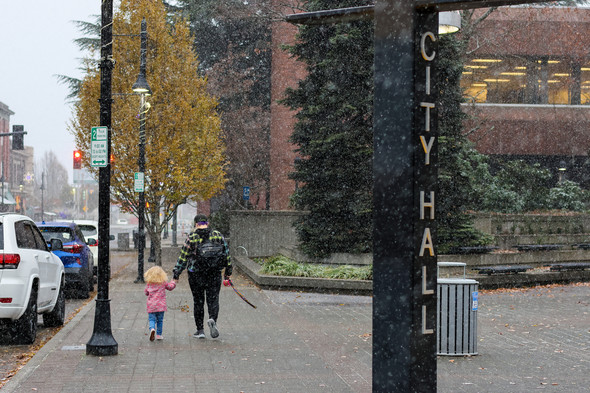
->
<box><xmin>373</xmin><ymin>4</ymin><xmax>438</xmax><ymax>391</ymax></box>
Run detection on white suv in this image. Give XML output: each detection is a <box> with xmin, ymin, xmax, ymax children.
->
<box><xmin>0</xmin><ymin>214</ymin><xmax>65</xmax><ymax>344</ymax></box>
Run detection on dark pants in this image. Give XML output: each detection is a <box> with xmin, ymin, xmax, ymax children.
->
<box><xmin>187</xmin><ymin>270</ymin><xmax>222</xmax><ymax>330</ymax></box>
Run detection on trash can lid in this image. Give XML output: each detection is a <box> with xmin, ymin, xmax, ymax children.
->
<box><xmin>437</xmin><ymin>278</ymin><xmax>478</xmax><ymax>285</ymax></box>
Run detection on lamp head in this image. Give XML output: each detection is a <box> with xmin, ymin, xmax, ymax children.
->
<box><xmin>439</xmin><ymin>11</ymin><xmax>461</xmax><ymax>35</ymax></box>
<box><xmin>132</xmin><ymin>73</ymin><xmax>152</xmax><ymax>95</ymax></box>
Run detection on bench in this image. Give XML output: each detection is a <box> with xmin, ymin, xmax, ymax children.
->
<box><xmin>473</xmin><ymin>265</ymin><xmax>533</xmax><ymax>275</ymax></box>
<box><xmin>449</xmin><ymin>246</ymin><xmax>499</xmax><ymax>254</ymax></box>
<box><xmin>514</xmin><ymin>244</ymin><xmax>564</xmax><ymax>252</ymax></box>
<box><xmin>545</xmin><ymin>262</ymin><xmax>590</xmax><ymax>271</ymax></box>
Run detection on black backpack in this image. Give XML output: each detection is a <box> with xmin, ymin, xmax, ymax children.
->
<box><xmin>194</xmin><ymin>235</ymin><xmax>226</xmax><ymax>271</ymax></box>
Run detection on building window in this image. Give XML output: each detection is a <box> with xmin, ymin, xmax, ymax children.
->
<box><xmin>461</xmin><ymin>56</ymin><xmax>589</xmax><ymax>105</ymax></box>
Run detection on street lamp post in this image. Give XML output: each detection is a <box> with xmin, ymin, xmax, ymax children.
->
<box><xmin>133</xmin><ymin>18</ymin><xmax>151</xmax><ymax>284</ymax></box>
<box><xmin>558</xmin><ymin>160</ymin><xmax>567</xmax><ymax>184</ymax></box>
<box><xmin>86</xmin><ymin>0</ymin><xmax>118</xmax><ymax>357</ymax></box>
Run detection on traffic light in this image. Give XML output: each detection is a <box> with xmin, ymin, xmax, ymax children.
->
<box><xmin>12</xmin><ymin>125</ymin><xmax>24</xmax><ymax>150</ymax></box>
<box><xmin>73</xmin><ymin>150</ymin><xmax>82</xmax><ymax>169</ymax></box>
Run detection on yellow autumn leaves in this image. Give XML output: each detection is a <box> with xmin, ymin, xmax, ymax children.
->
<box><xmin>70</xmin><ymin>0</ymin><xmax>226</xmax><ymax>215</ymax></box>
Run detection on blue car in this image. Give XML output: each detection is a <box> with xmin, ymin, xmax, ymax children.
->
<box><xmin>37</xmin><ymin>222</ymin><xmax>95</xmax><ymax>298</ymax></box>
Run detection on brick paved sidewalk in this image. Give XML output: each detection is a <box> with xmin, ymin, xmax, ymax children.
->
<box><xmin>3</xmin><ymin>250</ymin><xmax>589</xmax><ymax>392</ymax></box>
<box><xmin>438</xmin><ymin>284</ymin><xmax>590</xmax><ymax>393</ymax></box>
<box><xmin>2</xmin><ymin>255</ymin><xmax>372</xmax><ymax>393</ymax></box>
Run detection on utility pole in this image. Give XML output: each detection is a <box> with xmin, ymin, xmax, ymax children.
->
<box><xmin>40</xmin><ymin>171</ymin><xmax>44</xmax><ymax>222</ymax></box>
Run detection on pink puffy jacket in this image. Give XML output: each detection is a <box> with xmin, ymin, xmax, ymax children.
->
<box><xmin>145</xmin><ymin>281</ymin><xmax>176</xmax><ymax>313</ymax></box>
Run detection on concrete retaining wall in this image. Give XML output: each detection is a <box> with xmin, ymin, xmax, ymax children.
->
<box><xmin>228</xmin><ymin>210</ymin><xmax>590</xmax><ymax>266</ymax></box>
<box><xmin>441</xmin><ymin>249</ymin><xmax>590</xmax><ymax>269</ymax></box>
<box><xmin>229</xmin><ymin>210</ymin><xmax>307</xmax><ymax>258</ymax></box>
<box><xmin>474</xmin><ymin>213</ymin><xmax>590</xmax><ymax>248</ymax></box>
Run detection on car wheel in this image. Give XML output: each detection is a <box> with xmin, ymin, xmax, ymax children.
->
<box><xmin>88</xmin><ymin>268</ymin><xmax>95</xmax><ymax>292</ymax></box>
<box><xmin>77</xmin><ymin>273</ymin><xmax>91</xmax><ymax>299</ymax></box>
<box><xmin>77</xmin><ymin>284</ymin><xmax>90</xmax><ymax>299</ymax></box>
<box><xmin>12</xmin><ymin>288</ymin><xmax>38</xmax><ymax>345</ymax></box>
<box><xmin>43</xmin><ymin>284</ymin><xmax>65</xmax><ymax>327</ymax></box>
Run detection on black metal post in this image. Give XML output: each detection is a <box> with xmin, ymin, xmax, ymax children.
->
<box><xmin>134</xmin><ymin>18</ymin><xmax>148</xmax><ymax>283</ymax></box>
<box><xmin>172</xmin><ymin>207</ymin><xmax>178</xmax><ymax>247</ymax></box>
<box><xmin>87</xmin><ymin>0</ymin><xmax>118</xmax><ymax>356</ymax></box>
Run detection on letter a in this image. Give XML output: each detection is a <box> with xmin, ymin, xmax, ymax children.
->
<box><xmin>419</xmin><ymin>228</ymin><xmax>434</xmax><ymax>257</ymax></box>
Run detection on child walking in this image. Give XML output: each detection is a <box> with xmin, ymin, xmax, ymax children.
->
<box><xmin>144</xmin><ymin>266</ymin><xmax>176</xmax><ymax>341</ymax></box>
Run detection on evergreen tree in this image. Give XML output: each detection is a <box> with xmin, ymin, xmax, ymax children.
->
<box><xmin>437</xmin><ymin>34</ymin><xmax>493</xmax><ymax>253</ymax></box>
<box><xmin>282</xmin><ymin>0</ymin><xmax>374</xmax><ymax>258</ymax></box>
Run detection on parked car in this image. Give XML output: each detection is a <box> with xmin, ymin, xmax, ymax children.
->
<box><xmin>63</xmin><ymin>220</ymin><xmax>99</xmax><ymax>276</ymax></box>
<box><xmin>0</xmin><ymin>214</ymin><xmax>66</xmax><ymax>344</ymax></box>
<box><xmin>36</xmin><ymin>222</ymin><xmax>94</xmax><ymax>299</ymax></box>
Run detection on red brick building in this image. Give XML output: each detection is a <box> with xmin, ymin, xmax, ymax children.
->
<box><xmin>268</xmin><ymin>0</ymin><xmax>306</xmax><ymax>210</ymax></box>
<box><xmin>462</xmin><ymin>7</ymin><xmax>590</xmax><ymax>186</ymax></box>
<box><xmin>265</xmin><ymin>6</ymin><xmax>590</xmax><ymax>211</ymax></box>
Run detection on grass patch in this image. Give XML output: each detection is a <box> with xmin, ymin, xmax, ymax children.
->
<box><xmin>254</xmin><ymin>255</ymin><xmax>372</xmax><ymax>280</ymax></box>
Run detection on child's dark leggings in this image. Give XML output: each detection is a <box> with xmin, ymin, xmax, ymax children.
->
<box><xmin>187</xmin><ymin>270</ymin><xmax>222</xmax><ymax>330</ymax></box>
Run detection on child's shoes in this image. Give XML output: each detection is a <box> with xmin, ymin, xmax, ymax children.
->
<box><xmin>156</xmin><ymin>335</ymin><xmax>163</xmax><ymax>340</ymax></box>
<box><xmin>149</xmin><ymin>329</ymin><xmax>156</xmax><ymax>341</ymax></box>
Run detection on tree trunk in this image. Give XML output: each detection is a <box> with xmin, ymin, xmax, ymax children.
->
<box><xmin>150</xmin><ymin>209</ymin><xmax>164</xmax><ymax>266</ymax></box>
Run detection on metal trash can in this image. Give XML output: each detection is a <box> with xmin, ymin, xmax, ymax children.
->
<box><xmin>117</xmin><ymin>232</ymin><xmax>130</xmax><ymax>250</ymax></box>
<box><xmin>437</xmin><ymin>262</ymin><xmax>478</xmax><ymax>356</ymax></box>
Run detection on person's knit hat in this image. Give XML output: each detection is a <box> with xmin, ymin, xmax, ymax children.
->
<box><xmin>194</xmin><ymin>214</ymin><xmax>208</xmax><ymax>224</ymax></box>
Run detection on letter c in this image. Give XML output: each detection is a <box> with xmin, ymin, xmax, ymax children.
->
<box><xmin>421</xmin><ymin>31</ymin><xmax>436</xmax><ymax>62</ymax></box>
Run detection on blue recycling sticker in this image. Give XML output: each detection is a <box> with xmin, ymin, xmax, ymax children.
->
<box><xmin>472</xmin><ymin>291</ymin><xmax>478</xmax><ymax>311</ymax></box>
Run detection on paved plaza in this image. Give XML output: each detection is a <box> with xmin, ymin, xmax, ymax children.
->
<box><xmin>438</xmin><ymin>283</ymin><xmax>590</xmax><ymax>393</ymax></box>
<box><xmin>1</xmin><ymin>251</ymin><xmax>588</xmax><ymax>392</ymax></box>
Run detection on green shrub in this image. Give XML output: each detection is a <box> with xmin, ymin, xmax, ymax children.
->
<box><xmin>258</xmin><ymin>255</ymin><xmax>372</xmax><ymax>280</ymax></box>
<box><xmin>547</xmin><ymin>180</ymin><xmax>587</xmax><ymax>211</ymax></box>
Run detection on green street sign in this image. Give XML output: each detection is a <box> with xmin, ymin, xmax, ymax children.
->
<box><xmin>134</xmin><ymin>172</ymin><xmax>144</xmax><ymax>192</ymax></box>
<box><xmin>90</xmin><ymin>126</ymin><xmax>108</xmax><ymax>167</ymax></box>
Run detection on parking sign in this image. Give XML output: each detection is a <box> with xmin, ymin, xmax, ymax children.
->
<box><xmin>90</xmin><ymin>126</ymin><xmax>108</xmax><ymax>167</ymax></box>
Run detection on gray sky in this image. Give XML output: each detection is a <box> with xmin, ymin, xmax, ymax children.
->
<box><xmin>0</xmin><ymin>0</ymin><xmax>99</xmax><ymax>182</ymax></box>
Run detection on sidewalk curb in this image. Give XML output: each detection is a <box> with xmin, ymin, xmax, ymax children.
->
<box><xmin>1</xmin><ymin>295</ymin><xmax>97</xmax><ymax>393</ymax></box>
